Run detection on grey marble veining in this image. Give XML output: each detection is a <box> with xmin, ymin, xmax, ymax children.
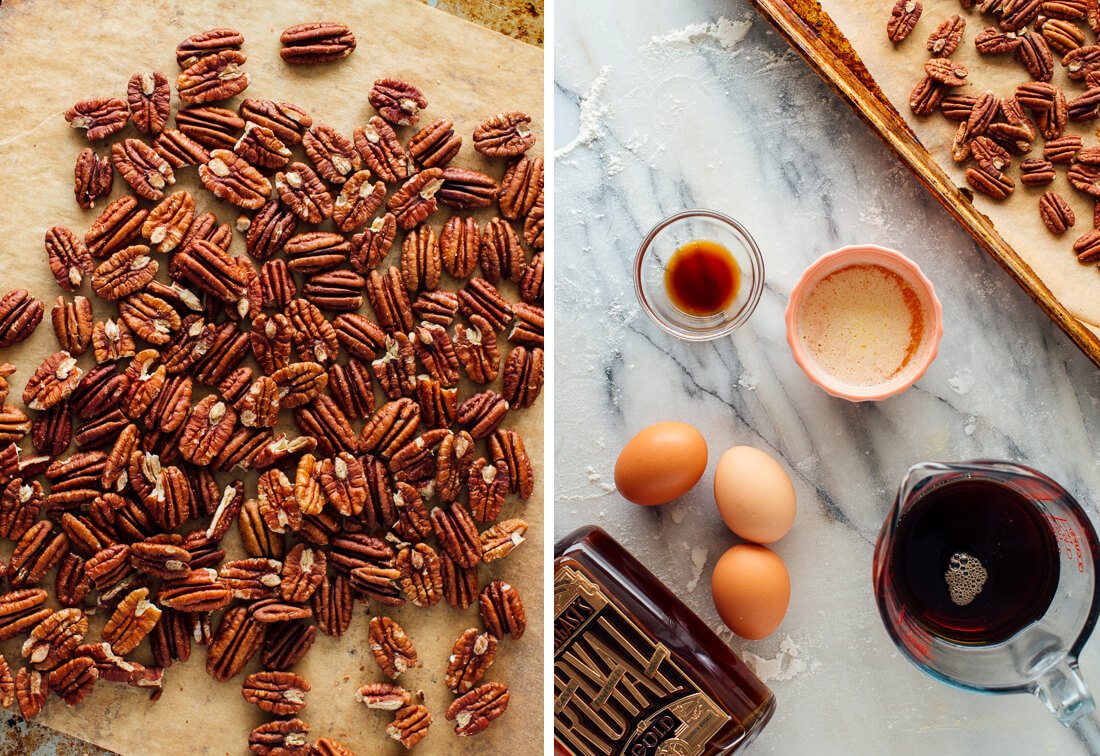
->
<box><xmin>554</xmin><ymin>2</ymin><xmax>1100</xmax><ymax>754</ymax></box>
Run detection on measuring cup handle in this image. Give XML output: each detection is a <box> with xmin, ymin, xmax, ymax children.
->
<box><xmin>1034</xmin><ymin>659</ymin><xmax>1100</xmax><ymax>755</ymax></box>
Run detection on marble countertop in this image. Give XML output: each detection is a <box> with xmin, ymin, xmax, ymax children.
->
<box><xmin>554</xmin><ymin>2</ymin><xmax>1100</xmax><ymax>754</ymax></box>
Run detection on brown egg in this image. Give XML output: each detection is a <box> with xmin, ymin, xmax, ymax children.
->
<box><xmin>614</xmin><ymin>421</ymin><xmax>707</xmax><ymax>506</ymax></box>
<box><xmin>711</xmin><ymin>544</ymin><xmax>790</xmax><ymax>640</ymax></box>
<box><xmin>713</xmin><ymin>446</ymin><xmax>797</xmax><ymax>544</ymax></box>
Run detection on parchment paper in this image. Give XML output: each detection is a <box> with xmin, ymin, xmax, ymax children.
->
<box><xmin>0</xmin><ymin>1</ymin><xmax>543</xmax><ymax>753</ymax></box>
<box><xmin>817</xmin><ymin>0</ymin><xmax>1100</xmax><ymax>336</ymax></box>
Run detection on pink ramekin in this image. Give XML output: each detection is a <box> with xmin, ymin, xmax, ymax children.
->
<box><xmin>784</xmin><ymin>245</ymin><xmax>944</xmax><ymax>402</ymax></box>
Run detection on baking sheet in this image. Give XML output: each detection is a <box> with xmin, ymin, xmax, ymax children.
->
<box><xmin>818</xmin><ymin>0</ymin><xmax>1100</xmax><ymax>335</ymax></box>
<box><xmin>0</xmin><ymin>0</ymin><xmax>544</xmax><ymax>753</ymax></box>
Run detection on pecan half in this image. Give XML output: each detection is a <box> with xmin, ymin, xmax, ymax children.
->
<box><xmin>73</xmin><ymin>149</ymin><xmax>113</xmax><ymax>209</ymax></box>
<box><xmin>441</xmin><ymin>553</ymin><xmax>478</xmax><ymax>610</ymax></box>
<box><xmin>91</xmin><ymin>245</ymin><xmax>158</xmax><ymax>301</ymax></box>
<box><xmin>154</xmin><ymin>129</ymin><xmax>212</xmax><ymax>169</ymax></box>
<box><xmin>333</xmin><ymin>172</ymin><xmax>386</xmax><ymax>233</ymax></box>
<box><xmin>272</xmin><ymin>361</ymin><xmax>327</xmax><ymax>409</ymax></box>
<box><xmin>356</xmin><ymin>682</ymin><xmax>411</xmax><ymax>710</ymax></box>
<box><xmin>0</xmin><ymin>290</ymin><xmax>44</xmax><ymax>347</ymax></box>
<box><xmin>15</xmin><ymin>667</ymin><xmax>46</xmax><ymax>719</ymax></box>
<box><xmin>397</xmin><ymin>543</ymin><xmax>442</xmax><ymax>608</ymax></box>
<box><xmin>1017</xmin><ymin>31</ymin><xmax>1055</xmax><ymax>80</ymax></box>
<box><xmin>262</xmin><ymin>622</ymin><xmax>317</xmax><ymax>672</ymax></box>
<box><xmin>250</xmin><ymin>719</ymin><xmax>311</xmax><ymax>756</ymax></box>
<box><xmin>24</xmin><ymin>352</ymin><xmax>83</xmax><ymax>411</ymax></box>
<box><xmin>408</xmin><ymin>118</ymin><xmax>462</xmax><ymax>170</ymax></box>
<box><xmin>112</xmin><ymin>138</ymin><xmax>175</xmax><ymax>201</ymax></box>
<box><xmin>319</xmin><ymin>452</ymin><xmax>367</xmax><ymax>516</ymax></box>
<box><xmin>65</xmin><ymin>97</ymin><xmax>128</xmax><ymax>141</ymax></box>
<box><xmin>908</xmin><ymin>76</ymin><xmax>944</xmax><ymax>116</ymax></box>
<box><xmin>480</xmin><ymin>218</ymin><xmax>526</xmax><ymax>284</ymax></box>
<box><xmin>1074</xmin><ymin>229</ymin><xmax>1100</xmax><ymax>261</ymax></box>
<box><xmin>887</xmin><ymin>0</ymin><xmax>922</xmax><ymax>43</ymax></box>
<box><xmin>285</xmin><ymin>231</ymin><xmax>350</xmax><ymax>275</ymax></box>
<box><xmin>366</xmin><ymin>267</ymin><xmax>415</xmax><ymax>334</ymax></box>
<box><xmin>120</xmin><ymin>293</ymin><xmax>181</xmax><ymax>346</ymax></box>
<box><xmin>242</xmin><ymin>670</ymin><xmax>310</xmax><ymax>715</ymax></box>
<box><xmin>459</xmin><ymin>277</ymin><xmax>513</xmax><ymax>331</ymax></box>
<box><xmin>400</xmin><ymin>225</ymin><xmax>442</xmax><ymax>291</ymax></box>
<box><xmin>127</xmin><ymin>71</ymin><xmax>170</xmax><ymax>135</ymax></box>
<box><xmin>32</xmin><ymin>402</ymin><xmax>72</xmax><ymax>458</ymax></box>
<box><xmin>368</xmin><ymin>615</ymin><xmax>419</xmax><ymax>679</ymax></box>
<box><xmin>173</xmin><ymin>240</ymin><xmax>251</xmax><ymax>302</ymax></box>
<box><xmin>103</xmin><ymin>587</ymin><xmax>161</xmax><ymax>654</ymax></box>
<box><xmin>207</xmin><ymin>605</ymin><xmax>266</xmax><ymax>682</ymax></box>
<box><xmin>311</xmin><ymin>573</ymin><xmax>352</xmax><ymax>638</ymax></box>
<box><xmin>440</xmin><ymin>167</ymin><xmax>499</xmax><ymax>210</ymax></box>
<box><xmin>327</xmin><ymin>360</ymin><xmax>375</xmax><ymax>420</ymax></box>
<box><xmin>481</xmin><ymin>519</ymin><xmax>528</xmax><ymax>563</ymax></box>
<box><xmin>474</xmin><ymin>112</ymin><xmax>536</xmax><ymax>157</ymax></box>
<box><xmin>0</xmin><ymin>653</ymin><xmax>12</xmax><ymax>708</ymax></box>
<box><xmin>303</xmin><ymin>124</ymin><xmax>360</xmax><ymax>185</ymax></box>
<box><xmin>85</xmin><ymin>196</ymin><xmax>148</xmax><ymax>259</ymax></box>
<box><xmin>412</xmin><ymin>323</ymin><xmax>461</xmax><ymax>386</ymax></box>
<box><xmin>49</xmin><ymin>656</ymin><xmax>98</xmax><ymax>707</ymax></box>
<box><xmin>1070</xmin><ymin>162</ymin><xmax>1100</xmax><ymax>196</ymax></box>
<box><xmin>389</xmin><ymin>704</ymin><xmax>432</xmax><ymax>748</ymax></box>
<box><xmin>280</xmin><ymin>22</ymin><xmax>356</xmax><ymax>64</ymax></box>
<box><xmin>277</xmin><ymin>163</ymin><xmax>333</xmax><ymax>223</ymax></box>
<box><xmin>388</xmin><ymin>168</ymin><xmax>444</xmax><ymax>230</ymax></box>
<box><xmin>177</xmin><ymin>49</ymin><xmax>250</xmax><ymax>104</ymax></box>
<box><xmin>354</xmin><ymin>117</ymin><xmax>411</xmax><ymax>184</ymax></box>
<box><xmin>440</xmin><ymin>216</ymin><xmax>480</xmax><ymax>279</ymax></box>
<box><xmin>520</xmin><ymin>252</ymin><xmax>544</xmax><ymax>304</ymax></box>
<box><xmin>927</xmin><ymin>14</ymin><xmax>964</xmax><ymax>56</ymax></box>
<box><xmin>241</xmin><ymin>98</ymin><xmax>313</xmax><ymax>146</ymax></box>
<box><xmin>351</xmin><ymin>213</ymin><xmax>398</xmax><ymax>273</ymax></box>
<box><xmin>176</xmin><ymin>27</ymin><xmax>244</xmax><ymax>67</ymax></box>
<box><xmin>415</xmin><ymin>376</ymin><xmax>458</xmax><ymax>431</ymax></box>
<box><xmin>1021</xmin><ymin>158</ymin><xmax>1057</xmax><ymax>186</ymax></box>
<box><xmin>178</xmin><ymin>105</ymin><xmax>245</xmax><ymax>150</ymax></box>
<box><xmin>51</xmin><ymin>296</ymin><xmax>93</xmax><ymax>356</ymax></box>
<box><xmin>435</xmin><ymin>429</ymin><xmax>473</xmax><ymax>501</ymax></box>
<box><xmin>414</xmin><ymin>290</ymin><xmax>460</xmax><ymax>327</ymax></box>
<box><xmin>22</xmin><ymin>608</ymin><xmax>87</xmax><ymax>670</ymax></box>
<box><xmin>0</xmin><ymin>589</ymin><xmax>51</xmax><ymax>641</ymax></box>
<box><xmin>258</xmin><ymin>469</ymin><xmax>303</xmax><ymax>533</ymax></box>
<box><xmin>372</xmin><ymin>333</ymin><xmax>417</xmax><ymax>399</ymax></box>
<box><xmin>468</xmin><ymin>457</ymin><xmax>509</xmax><ymax>522</ymax></box>
<box><xmin>446</xmin><ymin>628</ymin><xmax>497</xmax><ymax>695</ymax></box>
<box><xmin>430</xmin><ymin>502</ymin><xmax>481</xmax><ymax>568</ymax></box>
<box><xmin>294</xmin><ymin>395</ymin><xmax>358</xmax><ymax>458</ymax></box>
<box><xmin>446</xmin><ymin>682</ymin><xmax>510</xmax><ymax>736</ymax></box>
<box><xmin>0</xmin><ymin>479</ymin><xmax>44</xmax><ymax>541</ymax></box>
<box><xmin>369</xmin><ymin>78</ymin><xmax>428</xmax><ymax>126</ymax></box>
<box><xmin>499</xmin><ymin>156</ymin><xmax>543</xmax><ymax>221</ymax></box>
<box><xmin>0</xmin><ymin>405</ymin><xmax>31</xmax><ymax>444</ymax></box>
<box><xmin>1040</xmin><ymin>191</ymin><xmax>1076</xmax><ymax>234</ymax></box>
<box><xmin>282</xmin><ymin>543</ymin><xmax>326</xmax><ymax>604</ymax></box>
<box><xmin>479</xmin><ymin>579</ymin><xmax>525</xmax><ymax>640</ymax></box>
<box><xmin>180</xmin><ymin>395</ymin><xmax>236</xmax><ymax>466</ymax></box>
<box><xmin>457</xmin><ymin>390</ymin><xmax>508</xmax><ymax>439</ymax></box>
<box><xmin>240</xmin><ymin>497</ymin><xmax>285</xmax><ymax>559</ymax></box>
<box><xmin>1043</xmin><ymin>17</ymin><xmax>1086</xmax><ymax>54</ymax></box>
<box><xmin>199</xmin><ymin>149</ymin><xmax>271</xmax><ymax>209</ymax></box>
<box><xmin>288</xmin><ymin>299</ymin><xmax>340</xmax><ymax>364</ymax></box>
<box><xmin>966</xmin><ymin>163</ymin><xmax>1015</xmax><ymax>199</ymax></box>
<box><xmin>523</xmin><ymin>191</ymin><xmax>543</xmax><ymax>249</ymax></box>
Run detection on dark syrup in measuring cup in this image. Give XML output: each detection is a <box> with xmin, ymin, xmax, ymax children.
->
<box><xmin>890</xmin><ymin>479</ymin><xmax>1061</xmax><ymax>645</ymax></box>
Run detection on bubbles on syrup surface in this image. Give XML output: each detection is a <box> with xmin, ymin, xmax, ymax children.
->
<box><xmin>945</xmin><ymin>551</ymin><xmax>988</xmax><ymax>607</ymax></box>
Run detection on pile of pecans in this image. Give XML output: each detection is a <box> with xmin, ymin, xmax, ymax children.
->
<box><xmin>0</xmin><ymin>19</ymin><xmax>543</xmax><ymax>754</ymax></box>
<box><xmin>890</xmin><ymin>0</ymin><xmax>1100</xmax><ymax>268</ymax></box>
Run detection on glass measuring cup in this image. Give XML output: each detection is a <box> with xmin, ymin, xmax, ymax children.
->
<box><xmin>873</xmin><ymin>461</ymin><xmax>1100</xmax><ymax>748</ymax></box>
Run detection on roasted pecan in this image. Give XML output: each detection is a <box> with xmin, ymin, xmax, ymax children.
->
<box><xmin>396</xmin><ymin>543</ymin><xmax>442</xmax><ymax>608</ymax></box>
<box><xmin>31</xmin><ymin>402</ymin><xmax>72</xmax><ymax>458</ymax></box>
<box><xmin>259</xmin><ymin>258</ymin><xmax>299</xmax><ymax>308</ymax></box>
<box><xmin>285</xmin><ymin>232</ymin><xmax>350</xmax><ymax>275</ymax></box>
<box><xmin>140</xmin><ymin>191</ymin><xmax>195</xmax><ymax>254</ymax></box>
<box><xmin>431</xmin><ymin>502</ymin><xmax>480</xmax><ymax>568</ymax></box>
<box><xmin>367</xmin><ymin>267</ymin><xmax>415</xmax><ymax>334</ymax></box>
<box><xmin>103</xmin><ymin>587</ymin><xmax>161</xmax><ymax>655</ymax></box>
<box><xmin>190</xmin><ymin>322</ymin><xmax>251</xmax><ymax>386</ymax></box>
<box><xmin>271</xmin><ymin>362</ymin><xmax>327</xmax><ymax>410</ymax></box>
<box><xmin>392</xmin><ymin>482</ymin><xmax>434</xmax><ymax>542</ymax></box>
<box><xmin>311</xmin><ymin>573</ymin><xmax>352</xmax><ymax>638</ymax></box>
<box><xmin>85</xmin><ymin>543</ymin><xmax>133</xmax><ymax>592</ymax></box>
<box><xmin>177</xmin><ymin>395</ymin><xmax>235</xmax><ymax>466</ymax></box>
<box><xmin>251</xmin><ymin>315</ymin><xmax>293</xmax><ymax>377</ymax></box>
<box><xmin>926</xmin><ymin>14</ymin><xmax>964</xmax><ymax>56</ymax></box>
<box><xmin>354</xmin><ymin>117</ymin><xmax>411</xmax><ymax>184</ymax></box>
<box><xmin>1021</xmin><ymin>158</ymin><xmax>1057</xmax><ymax>186</ymax></box>
<box><xmin>303</xmin><ymin>124</ymin><xmax>360</xmax><ymax>185</ymax></box>
<box><xmin>173</xmin><ymin>240</ymin><xmax>251</xmax><ymax>303</ymax></box>
<box><xmin>415</xmin><ymin>376</ymin><xmax>458</xmax><ymax>432</ymax></box>
<box><xmin>112</xmin><ymin>138</ymin><xmax>175</xmax><ymax>201</ymax></box>
<box><xmin>73</xmin><ymin>148</ymin><xmax>113</xmax><ymax>210</ymax></box>
<box><xmin>408</xmin><ymin>119</ymin><xmax>462</xmax><ymax>170</ymax></box>
<box><xmin>510</xmin><ymin>302</ymin><xmax>544</xmax><ymax>347</ymax></box>
<box><xmin>51</xmin><ymin>296</ymin><xmax>93</xmax><ymax>356</ymax></box>
<box><xmin>0</xmin><ymin>365</ymin><xmax>13</xmax><ymax>407</ymax></box>
<box><xmin>1066</xmin><ymin>44</ymin><xmax>1100</xmax><ymax>79</ymax></box>
<box><xmin>65</xmin><ymin>97</ymin><xmax>128</xmax><ymax>141</ymax></box>
<box><xmin>21</xmin><ymin>608</ymin><xmax>87</xmax><ymax>670</ymax></box>
<box><xmin>480</xmin><ymin>218</ymin><xmax>526</xmax><ymax>284</ymax></box>
<box><xmin>0</xmin><ymin>405</ymin><xmax>31</xmax><ymax>445</ymax></box>
<box><xmin>474</xmin><ymin>111</ymin><xmax>536</xmax><ymax>157</ymax></box>
<box><xmin>282</xmin><ymin>542</ymin><xmax>326</xmax><ymax>604</ymax></box>
<box><xmin>0</xmin><ymin>290</ymin><xmax>44</xmax><ymax>347</ymax></box>
<box><xmin>446</xmin><ymin>628</ymin><xmax>496</xmax><ymax>695</ymax></box>
<box><xmin>149</xmin><ymin>608</ymin><xmax>191</xmax><ymax>668</ymax></box>
<box><xmin>318</xmin><ymin>452</ymin><xmax>366</xmax><ymax>516</ymax></box>
<box><xmin>924</xmin><ymin>58</ymin><xmax>968</xmax><ymax>87</ymax></box>
<box><xmin>459</xmin><ymin>277</ymin><xmax>513</xmax><ymax>331</ymax></box>
<box><xmin>176</xmin><ymin>27</ymin><xmax>244</xmax><ymax>66</ymax></box>
<box><xmin>153</xmin><ymin>129</ymin><xmax>212</xmax><ymax>169</ymax></box>
<box><xmin>23</xmin><ymin>352</ymin><xmax>83</xmax><ymax>411</ymax></box>
<box><xmin>414</xmin><ymin>290</ymin><xmax>459</xmax><ymax>327</ymax></box>
<box><xmin>356</xmin><ymin>682</ymin><xmax>411</xmax><ymax>710</ymax></box>
<box><xmin>0</xmin><ymin>479</ymin><xmax>43</xmax><ymax>542</ymax></box>
<box><xmin>369</xmin><ymin>615</ymin><xmax>419</xmax><ymax>678</ymax></box>
<box><xmin>351</xmin><ymin>213</ymin><xmax>398</xmax><ymax>273</ymax></box>
<box><xmin>130</xmin><ymin>451</ymin><xmax>193</xmax><ymax>530</ymax></box>
<box><xmin>499</xmin><ymin>155</ymin><xmax>543</xmax><ymax>220</ymax></box>
<box><xmin>240</xmin><ymin>497</ymin><xmax>285</xmax><ymax>559</ymax></box>
<box><xmin>441</xmin><ymin>553</ymin><xmax>478</xmax><ymax>610</ymax></box>
<box><xmin>414</xmin><ymin>323</ymin><xmax>462</xmax><ymax>386</ymax></box>
<box><xmin>0</xmin><ymin>653</ymin><xmax>12</xmax><ymax>709</ymax></box>
<box><xmin>159</xmin><ymin>568</ymin><xmax>232</xmax><ymax>614</ymax></box>
<box><xmin>520</xmin><ymin>252</ymin><xmax>544</xmax><ymax>304</ymax></box>
<box><xmin>243</xmin><ymin>203</ymin><xmax>296</xmax><ymax>263</ymax></box>
<box><xmin>1002</xmin><ymin>0</ymin><xmax>1043</xmax><ymax>30</ymax></box>
<box><xmin>119</xmin><ymin>349</ymin><xmax>167</xmax><ymax>420</ymax></box>
<box><xmin>242</xmin><ymin>670</ymin><xmax>310</xmax><ymax>715</ymax></box>
<box><xmin>237</xmin><ymin>376</ymin><xmax>280</xmax><ymax>428</ymax></box>
<box><xmin>85</xmin><ymin>196</ymin><xmax>148</xmax><ymax>259</ymax></box>
<box><xmin>1074</xmin><ymin>229</ymin><xmax>1100</xmax><ymax>261</ymax></box>
<box><xmin>277</xmin><ymin>163</ymin><xmax>333</xmax><ymax>223</ymax></box>
<box><xmin>1017</xmin><ymin>31</ymin><xmax>1054</xmax><ymax>80</ymax></box>
<box><xmin>252</xmin><ymin>596</ymin><xmax>309</xmax><ymax>622</ymax></box>
<box><xmin>91</xmin><ymin>244</ymin><xmax>158</xmax><ymax>301</ymax></box>
<box><xmin>294</xmin><ymin>395</ymin><xmax>357</xmax><ymax>457</ymax></box>
<box><xmin>177</xmin><ymin>104</ymin><xmax>245</xmax><ymax>150</ymax></box>
<box><xmin>523</xmin><ymin>188</ymin><xmax>541</xmax><ymax>248</ymax></box>
<box><xmin>433</xmin><ymin>429</ymin><xmax>472</xmax><ymax>502</ymax></box>
<box><xmin>199</xmin><ymin>149</ymin><xmax>271</xmax><ymax>210</ymax></box>
<box><xmin>126</xmin><ymin>71</ymin><xmax>170</xmax><ymax>135</ymax></box>
<box><xmin>220</xmin><ymin>556</ymin><xmax>284</xmax><ymax>600</ymax></box>
<box><xmin>887</xmin><ymin>0</ymin><xmax>922</xmax><ymax>42</ymax></box>
<box><xmin>941</xmin><ymin>93</ymin><xmax>977</xmax><ymax>121</ymax></box>
<box><xmin>457</xmin><ymin>391</ymin><xmax>508</xmax><ymax>439</ymax></box>
<box><xmin>479</xmin><ymin>579</ymin><xmax>525</xmax><ymax>639</ymax></box>
<box><xmin>439</xmin><ymin>167</ymin><xmax>499</xmax><ymax>210</ymax></box>
<box><xmin>367</xmin><ymin>77</ymin><xmax>427</xmax><ymax>126</ymax></box>
<box><xmin>232</xmin><ymin>123</ymin><xmax>291</xmax><ymax>171</ymax></box>
<box><xmin>49</xmin><ymin>656</ymin><xmax>98</xmax><ymax>707</ymax></box>
<box><xmin>177</xmin><ymin>49</ymin><xmax>250</xmax><ymax>104</ymax></box>
<box><xmin>966</xmin><ymin>163</ymin><xmax>1015</xmax><ymax>199</ymax></box>
<box><xmin>439</xmin><ymin>216</ymin><xmax>479</xmax><ymax>279</ymax></box>
<box><xmin>130</xmin><ymin>535</ymin><xmax>191</xmax><ymax>579</ymax></box>
<box><xmin>468</xmin><ymin>457</ymin><xmax>509</xmax><ymax>522</ymax></box>
<box><xmin>481</xmin><ymin>519</ymin><xmax>527</xmax><ymax>563</ymax></box>
<box><xmin>908</xmin><ymin>76</ymin><xmax>943</xmax><ymax>116</ymax></box>
<box><xmin>208</xmin><ymin>605</ymin><xmax>265</xmax><ymax>682</ymax></box>
<box><xmin>0</xmin><ymin>589</ymin><xmax>51</xmax><ymax>641</ymax></box>
<box><xmin>280</xmin><ymin>22</ymin><xmax>356</xmax><ymax>64</ymax></box>
<box><xmin>287</xmin><ymin>299</ymin><xmax>340</xmax><ymax>364</ymax></box>
<box><xmin>55</xmin><ymin>553</ymin><xmax>91</xmax><ymax>607</ymax></box>
<box><xmin>447</xmin><ymin>682</ymin><xmax>509</xmax><ymax>736</ymax></box>
<box><xmin>361</xmin><ymin>398</ymin><xmax>420</xmax><ymax>458</ymax></box>
<box><xmin>389</xmin><ymin>704</ymin><xmax>432</xmax><ymax>748</ymax></box>
<box><xmin>372</xmin><ymin>333</ymin><xmax>417</xmax><ymax>399</ymax></box>
<box><xmin>389</xmin><ymin>168</ymin><xmax>444</xmax><ymax>230</ymax></box>
<box><xmin>262</xmin><ymin>621</ymin><xmax>316</xmax><ymax>672</ymax></box>
<box><xmin>1040</xmin><ymin>191</ymin><xmax>1076</xmax><ymax>234</ymax></box>
<box><xmin>400</xmin><ymin>226</ymin><xmax>442</xmax><ymax>291</ymax></box>
<box><xmin>326</xmin><ymin>360</ymin><xmax>375</xmax><ymax>420</ymax></box>
<box><xmin>15</xmin><ymin>667</ymin><xmax>46</xmax><ymax>719</ymax></box>
<box><xmin>1070</xmin><ymin>163</ymin><xmax>1100</xmax><ymax>196</ymax></box>
<box><xmin>975</xmin><ymin>26</ymin><xmax>1024</xmax><ymax>54</ymax></box>
<box><xmin>258</xmin><ymin>469</ymin><xmax>303</xmax><ymax>533</ymax></box>
<box><xmin>333</xmin><ymin>171</ymin><xmax>386</xmax><ymax>233</ymax></box>
<box><xmin>1042</xmin><ymin>17</ymin><xmax>1086</xmax><ymax>53</ymax></box>
<box><xmin>120</xmin><ymin>293</ymin><xmax>181</xmax><ymax>346</ymax></box>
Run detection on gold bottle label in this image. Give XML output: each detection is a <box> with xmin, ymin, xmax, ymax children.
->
<box><xmin>554</xmin><ymin>565</ymin><xmax>731</xmax><ymax>756</ymax></box>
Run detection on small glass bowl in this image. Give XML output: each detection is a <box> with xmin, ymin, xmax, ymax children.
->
<box><xmin>634</xmin><ymin>210</ymin><xmax>765</xmax><ymax>341</ymax></box>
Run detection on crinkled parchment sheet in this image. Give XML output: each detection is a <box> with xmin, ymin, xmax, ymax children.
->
<box><xmin>0</xmin><ymin>0</ymin><xmax>543</xmax><ymax>753</ymax></box>
<box><xmin>820</xmin><ymin>0</ymin><xmax>1100</xmax><ymax>337</ymax></box>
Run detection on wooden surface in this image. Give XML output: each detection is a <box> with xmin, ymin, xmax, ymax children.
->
<box><xmin>748</xmin><ymin>0</ymin><xmax>1100</xmax><ymax>369</ymax></box>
